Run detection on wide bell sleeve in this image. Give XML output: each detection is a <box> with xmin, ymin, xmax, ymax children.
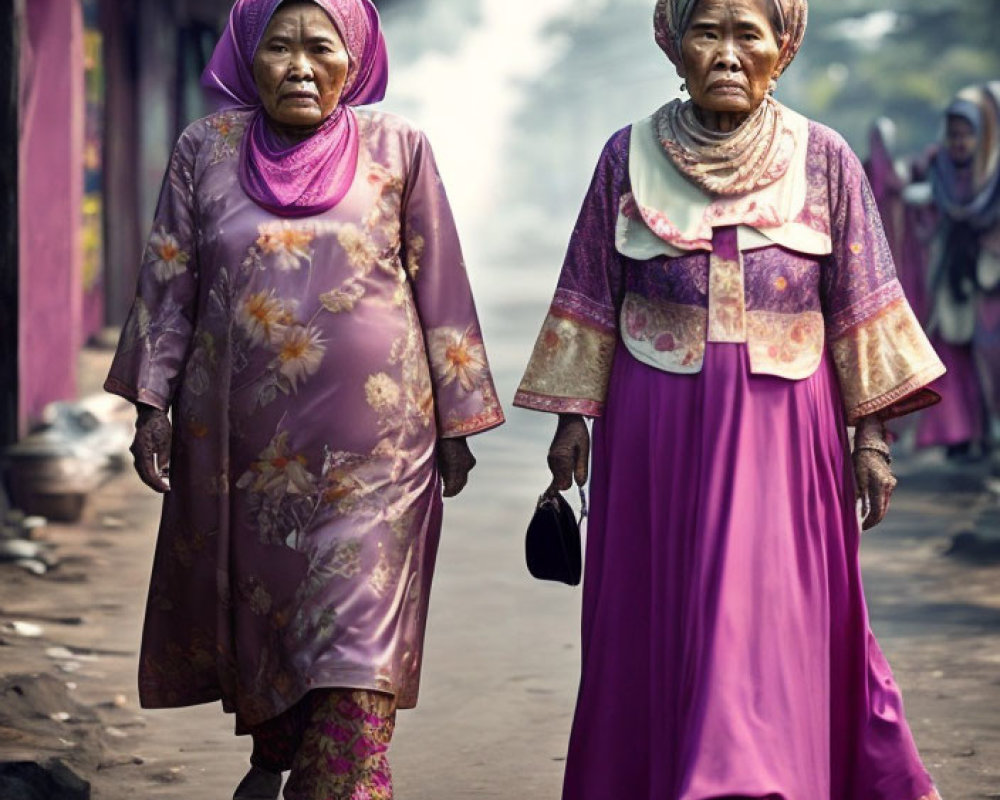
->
<box><xmin>513</xmin><ymin>131</ymin><xmax>627</xmax><ymax>417</ymax></box>
<box><xmin>402</xmin><ymin>132</ymin><xmax>505</xmax><ymax>439</ymax></box>
<box><xmin>822</xmin><ymin>137</ymin><xmax>945</xmax><ymax>424</ymax></box>
<box><xmin>104</xmin><ymin>130</ymin><xmax>201</xmax><ymax>411</ymax></box>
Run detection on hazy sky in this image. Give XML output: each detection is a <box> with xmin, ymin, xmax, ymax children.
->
<box><xmin>382</xmin><ymin>0</ymin><xmax>580</xmax><ymax>238</ymax></box>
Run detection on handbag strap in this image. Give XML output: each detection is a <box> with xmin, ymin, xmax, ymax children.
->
<box><xmin>541</xmin><ymin>485</ymin><xmax>589</xmax><ymax>523</ymax></box>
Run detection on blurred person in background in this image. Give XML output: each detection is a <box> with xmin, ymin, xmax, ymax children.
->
<box><xmin>916</xmin><ymin>85</ymin><xmax>1000</xmax><ymax>463</ymax></box>
<box><xmin>972</xmin><ymin>87</ymin><xmax>1000</xmax><ymax>473</ymax></box>
<box><xmin>865</xmin><ymin>117</ymin><xmax>931</xmax><ymax>326</ymax></box>
<box><xmin>516</xmin><ymin>0</ymin><xmax>945</xmax><ymax>797</ymax></box>
<box><xmin>104</xmin><ymin>0</ymin><xmax>504</xmax><ymax>797</ymax></box>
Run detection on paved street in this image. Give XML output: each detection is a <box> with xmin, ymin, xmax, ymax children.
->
<box><xmin>2</xmin><ymin>308</ymin><xmax>1000</xmax><ymax>799</ymax></box>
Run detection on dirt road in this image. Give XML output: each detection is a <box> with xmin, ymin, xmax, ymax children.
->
<box><xmin>1</xmin><ymin>340</ymin><xmax>998</xmax><ymax>799</ymax></box>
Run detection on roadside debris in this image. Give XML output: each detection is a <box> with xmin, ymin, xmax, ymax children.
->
<box><xmin>0</xmin><ymin>759</ymin><xmax>91</xmax><ymax>800</ymax></box>
<box><xmin>1</xmin><ymin>622</ymin><xmax>44</xmax><ymax>639</ymax></box>
<box><xmin>2</xmin><ymin>395</ymin><xmax>132</xmax><ymax>523</ymax></box>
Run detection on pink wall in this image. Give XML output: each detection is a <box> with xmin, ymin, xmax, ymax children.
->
<box><xmin>18</xmin><ymin>0</ymin><xmax>85</xmax><ymax>431</ymax></box>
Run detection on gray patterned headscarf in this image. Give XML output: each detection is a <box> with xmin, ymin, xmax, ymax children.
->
<box><xmin>653</xmin><ymin>0</ymin><xmax>808</xmax><ymax>78</ymax></box>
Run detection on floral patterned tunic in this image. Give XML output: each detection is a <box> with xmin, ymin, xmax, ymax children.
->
<box><xmin>105</xmin><ymin>108</ymin><xmax>504</xmax><ymax>727</ymax></box>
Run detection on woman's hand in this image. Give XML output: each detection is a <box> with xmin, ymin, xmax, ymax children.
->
<box><xmin>131</xmin><ymin>404</ymin><xmax>172</xmax><ymax>494</ymax></box>
<box><xmin>547</xmin><ymin>414</ymin><xmax>590</xmax><ymax>493</ymax></box>
<box><xmin>853</xmin><ymin>416</ymin><xmax>897</xmax><ymax>531</ymax></box>
<box><xmin>438</xmin><ymin>437</ymin><xmax>476</xmax><ymax>498</ymax></box>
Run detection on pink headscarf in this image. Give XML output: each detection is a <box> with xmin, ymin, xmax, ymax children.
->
<box><xmin>202</xmin><ymin>0</ymin><xmax>389</xmax><ymax>217</ymax></box>
<box><xmin>653</xmin><ymin>0</ymin><xmax>807</xmax><ymax>79</ymax></box>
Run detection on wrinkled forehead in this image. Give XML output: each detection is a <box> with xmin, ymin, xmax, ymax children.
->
<box><xmin>656</xmin><ymin>0</ymin><xmax>807</xmax><ymax>78</ymax></box>
<box><xmin>240</xmin><ymin>0</ymin><xmax>360</xmax><ymax>64</ymax></box>
<box><xmin>262</xmin><ymin>1</ymin><xmax>336</xmax><ymax>33</ymax></box>
<box><xmin>683</xmin><ymin>0</ymin><xmax>783</xmax><ymax>35</ymax></box>
<box><xmin>252</xmin><ymin>1</ymin><xmax>334</xmax><ymax>51</ymax></box>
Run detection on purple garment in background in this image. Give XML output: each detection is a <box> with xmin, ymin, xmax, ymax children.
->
<box><xmin>915</xmin><ymin>339</ymin><xmax>986</xmax><ymax>448</ymax></box>
<box><xmin>865</xmin><ymin>123</ymin><xmax>913</xmax><ymax>311</ymax></box>
<box><xmin>864</xmin><ymin>124</ymin><xmax>935</xmax><ymax>344</ymax></box>
<box><xmin>899</xmin><ymin>191</ymin><xmax>936</xmax><ymax>326</ymax></box>
<box><xmin>976</xmin><ymin>295</ymin><xmax>1000</xmax><ymax>422</ymax></box>
<box><xmin>201</xmin><ymin>0</ymin><xmax>389</xmax><ymax>217</ymax></box>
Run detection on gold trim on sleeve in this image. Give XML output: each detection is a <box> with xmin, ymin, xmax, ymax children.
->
<box><xmin>515</xmin><ymin>311</ymin><xmax>617</xmax><ymax>416</ymax></box>
<box><xmin>830</xmin><ymin>297</ymin><xmax>946</xmax><ymax>423</ymax></box>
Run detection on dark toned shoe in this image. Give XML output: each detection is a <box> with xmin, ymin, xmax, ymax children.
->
<box><xmin>233</xmin><ymin>766</ymin><xmax>282</xmax><ymax>800</ymax></box>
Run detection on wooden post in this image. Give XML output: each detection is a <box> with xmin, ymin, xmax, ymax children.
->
<box><xmin>100</xmin><ymin>0</ymin><xmax>143</xmax><ymax>327</ymax></box>
<box><xmin>0</xmin><ymin>0</ymin><xmax>21</xmax><ymax>449</ymax></box>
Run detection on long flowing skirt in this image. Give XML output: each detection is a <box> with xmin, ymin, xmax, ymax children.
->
<box><xmin>562</xmin><ymin>343</ymin><xmax>935</xmax><ymax>800</ymax></box>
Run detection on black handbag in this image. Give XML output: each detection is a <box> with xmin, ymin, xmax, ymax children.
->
<box><xmin>525</xmin><ymin>486</ymin><xmax>586</xmax><ymax>586</ymax></box>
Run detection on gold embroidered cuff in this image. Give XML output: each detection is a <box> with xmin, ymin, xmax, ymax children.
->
<box><xmin>514</xmin><ymin>311</ymin><xmax>617</xmax><ymax>417</ymax></box>
<box><xmin>830</xmin><ymin>297</ymin><xmax>945</xmax><ymax>424</ymax></box>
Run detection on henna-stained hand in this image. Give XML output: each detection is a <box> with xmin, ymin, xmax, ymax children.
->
<box><xmin>130</xmin><ymin>404</ymin><xmax>172</xmax><ymax>494</ymax></box>
<box><xmin>853</xmin><ymin>416</ymin><xmax>897</xmax><ymax>531</ymax></box>
<box><xmin>547</xmin><ymin>414</ymin><xmax>590</xmax><ymax>493</ymax></box>
<box><xmin>438</xmin><ymin>437</ymin><xmax>477</xmax><ymax>498</ymax></box>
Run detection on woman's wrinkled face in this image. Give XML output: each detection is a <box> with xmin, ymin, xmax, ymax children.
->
<box><xmin>253</xmin><ymin>2</ymin><xmax>350</xmax><ymax>130</ymax></box>
<box><xmin>679</xmin><ymin>0</ymin><xmax>782</xmax><ymax>117</ymax></box>
<box><xmin>945</xmin><ymin>116</ymin><xmax>978</xmax><ymax>167</ymax></box>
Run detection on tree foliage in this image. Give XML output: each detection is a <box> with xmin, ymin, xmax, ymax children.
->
<box><xmin>782</xmin><ymin>0</ymin><xmax>1000</xmax><ymax>154</ymax></box>
<box><xmin>490</xmin><ymin>0</ymin><xmax>1000</xmax><ymax>260</ymax></box>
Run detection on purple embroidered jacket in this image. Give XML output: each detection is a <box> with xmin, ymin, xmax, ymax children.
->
<box><xmin>516</xmin><ymin>123</ymin><xmax>944</xmax><ymax>424</ymax></box>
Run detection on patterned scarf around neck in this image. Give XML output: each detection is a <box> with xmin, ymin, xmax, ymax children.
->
<box><xmin>654</xmin><ymin>95</ymin><xmax>797</xmax><ymax>197</ymax></box>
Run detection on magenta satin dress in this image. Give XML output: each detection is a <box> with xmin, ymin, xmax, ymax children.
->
<box><xmin>568</xmin><ymin>343</ymin><xmax>932</xmax><ymax>799</ymax></box>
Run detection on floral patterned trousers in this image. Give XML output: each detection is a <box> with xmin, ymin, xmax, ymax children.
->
<box><xmin>251</xmin><ymin>689</ymin><xmax>397</xmax><ymax>800</ymax></box>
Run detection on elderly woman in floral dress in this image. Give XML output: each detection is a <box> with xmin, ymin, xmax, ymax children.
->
<box><xmin>105</xmin><ymin>1</ymin><xmax>503</xmax><ymax>798</ymax></box>
<box><xmin>516</xmin><ymin>0</ymin><xmax>946</xmax><ymax>798</ymax></box>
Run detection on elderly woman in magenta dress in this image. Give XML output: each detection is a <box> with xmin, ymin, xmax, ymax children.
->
<box><xmin>104</xmin><ymin>0</ymin><xmax>504</xmax><ymax>797</ymax></box>
<box><xmin>515</xmin><ymin>1</ymin><xmax>946</xmax><ymax>798</ymax></box>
